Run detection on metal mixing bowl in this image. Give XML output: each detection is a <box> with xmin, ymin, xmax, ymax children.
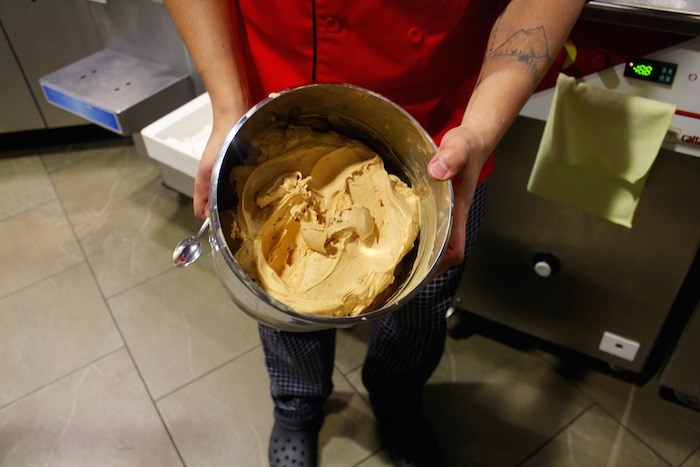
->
<box><xmin>209</xmin><ymin>84</ymin><xmax>453</xmax><ymax>331</ymax></box>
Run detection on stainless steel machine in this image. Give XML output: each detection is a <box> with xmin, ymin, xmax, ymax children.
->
<box><xmin>660</xmin><ymin>297</ymin><xmax>700</xmax><ymax>408</ymax></box>
<box><xmin>453</xmin><ymin>2</ymin><xmax>700</xmax><ymax>376</ymax></box>
<box><xmin>0</xmin><ymin>0</ymin><xmax>201</xmax><ymax>136</ymax></box>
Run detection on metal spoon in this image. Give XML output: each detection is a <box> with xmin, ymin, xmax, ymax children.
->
<box><xmin>173</xmin><ymin>218</ymin><xmax>210</xmax><ymax>267</ymax></box>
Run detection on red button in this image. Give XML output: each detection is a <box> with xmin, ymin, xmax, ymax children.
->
<box><xmin>324</xmin><ymin>17</ymin><xmax>342</xmax><ymax>33</ymax></box>
<box><xmin>590</xmin><ymin>51</ymin><xmax>609</xmax><ymax>71</ymax></box>
<box><xmin>408</xmin><ymin>27</ymin><xmax>424</xmax><ymax>44</ymax></box>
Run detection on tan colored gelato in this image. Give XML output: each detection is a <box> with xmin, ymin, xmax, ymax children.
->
<box><xmin>228</xmin><ymin>126</ymin><xmax>420</xmax><ymax>317</ymax></box>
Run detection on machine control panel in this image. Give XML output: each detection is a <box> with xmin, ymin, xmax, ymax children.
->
<box><xmin>624</xmin><ymin>57</ymin><xmax>678</xmax><ymax>85</ymax></box>
<box><xmin>520</xmin><ymin>36</ymin><xmax>700</xmax><ymax>158</ymax></box>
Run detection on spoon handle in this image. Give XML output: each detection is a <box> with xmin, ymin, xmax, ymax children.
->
<box><xmin>195</xmin><ymin>218</ymin><xmax>210</xmax><ymax>240</ymax></box>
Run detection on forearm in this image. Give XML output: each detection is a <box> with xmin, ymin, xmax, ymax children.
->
<box><xmin>462</xmin><ymin>0</ymin><xmax>585</xmax><ymax>155</ymax></box>
<box><xmin>164</xmin><ymin>0</ymin><xmax>249</xmax><ymax>120</ymax></box>
<box><xmin>164</xmin><ymin>0</ymin><xmax>250</xmax><ymax>218</ymax></box>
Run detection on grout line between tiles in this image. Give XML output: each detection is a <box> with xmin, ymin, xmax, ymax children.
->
<box><xmin>332</xmin><ymin>369</ymin><xmax>385</xmax><ymax>466</ymax></box>
<box><xmin>102</xmin><ymin>249</ymin><xmax>215</xmax><ymax>302</ymax></box>
<box><xmin>352</xmin><ymin>450</ymin><xmax>385</xmax><ymax>467</ymax></box>
<box><xmin>153</xmin><ymin>344</ymin><xmax>262</xmax><ymax>403</ymax></box>
<box><xmin>0</xmin><ymin>259</ymin><xmax>85</xmax><ymax>304</ymax></box>
<box><xmin>593</xmin><ymin>401</ymin><xmax>686</xmax><ymax>467</ymax></box>
<box><xmin>99</xmin><ymin>304</ymin><xmax>188</xmax><ymax>466</ymax></box>
<box><xmin>40</xmin><ymin>155</ymin><xmax>188</xmax><ymax>466</ymax></box>
<box><xmin>37</xmin><ymin>138</ymin><xmax>134</xmax><ymax>172</ymax></box>
<box><xmin>678</xmin><ymin>445</ymin><xmax>700</xmax><ymax>467</ymax></box>
<box><xmin>516</xmin><ymin>401</ymin><xmax>594</xmax><ymax>466</ymax></box>
<box><xmin>335</xmin><ymin>361</ymin><xmax>364</xmax><ymax>378</ymax></box>
<box><xmin>0</xmin><ymin>197</ymin><xmax>59</xmax><ymax>225</ymax></box>
<box><xmin>335</xmin><ymin>364</ymin><xmax>369</xmax><ymax>406</ymax></box>
<box><xmin>0</xmin><ymin>193</ymin><xmax>84</xmax><ymax>301</ymax></box>
<box><xmin>533</xmin><ymin>349</ymin><xmax>680</xmax><ymax>466</ymax></box>
<box><xmin>523</xmin><ymin>346</ymin><xmax>680</xmax><ymax>465</ymax></box>
<box><xmin>0</xmin><ymin>346</ymin><xmax>125</xmax><ymax>412</ymax></box>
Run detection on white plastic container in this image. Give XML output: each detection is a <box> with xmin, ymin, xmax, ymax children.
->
<box><xmin>140</xmin><ymin>92</ymin><xmax>212</xmax><ymax>197</ymax></box>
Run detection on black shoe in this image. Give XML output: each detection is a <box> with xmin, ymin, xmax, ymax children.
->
<box><xmin>268</xmin><ymin>411</ymin><xmax>323</xmax><ymax>467</ymax></box>
<box><xmin>371</xmin><ymin>396</ymin><xmax>441</xmax><ymax>467</ymax></box>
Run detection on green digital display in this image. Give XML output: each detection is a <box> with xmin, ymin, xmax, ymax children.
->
<box><xmin>632</xmin><ymin>63</ymin><xmax>653</xmax><ymax>76</ymax></box>
<box><xmin>624</xmin><ymin>57</ymin><xmax>677</xmax><ymax>85</ymax></box>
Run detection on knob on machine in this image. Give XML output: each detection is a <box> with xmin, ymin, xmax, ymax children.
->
<box><xmin>532</xmin><ymin>252</ymin><xmax>561</xmax><ymax>278</ymax></box>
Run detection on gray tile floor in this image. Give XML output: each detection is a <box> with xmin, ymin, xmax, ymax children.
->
<box><xmin>1</xmin><ymin>124</ymin><xmax>699</xmax><ymax>466</ymax></box>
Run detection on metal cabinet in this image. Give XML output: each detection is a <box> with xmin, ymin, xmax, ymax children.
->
<box><xmin>454</xmin><ymin>117</ymin><xmax>700</xmax><ymax>374</ymax></box>
<box><xmin>0</xmin><ymin>24</ymin><xmax>45</xmax><ymax>133</ymax></box>
<box><xmin>0</xmin><ymin>0</ymin><xmax>103</xmax><ymax>132</ymax></box>
<box><xmin>0</xmin><ymin>1</ymin><xmax>201</xmax><ymax>136</ymax></box>
<box><xmin>660</xmin><ymin>299</ymin><xmax>700</xmax><ymax>407</ymax></box>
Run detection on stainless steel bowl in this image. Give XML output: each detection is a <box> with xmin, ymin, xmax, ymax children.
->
<box><xmin>209</xmin><ymin>84</ymin><xmax>453</xmax><ymax>331</ymax></box>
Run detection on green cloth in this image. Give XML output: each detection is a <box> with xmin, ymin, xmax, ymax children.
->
<box><xmin>527</xmin><ymin>73</ymin><xmax>676</xmax><ymax>228</ymax></box>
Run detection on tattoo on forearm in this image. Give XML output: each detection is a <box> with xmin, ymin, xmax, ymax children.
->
<box><xmin>476</xmin><ymin>13</ymin><xmax>553</xmax><ymax>91</ymax></box>
<box><xmin>487</xmin><ymin>26</ymin><xmax>552</xmax><ymax>83</ymax></box>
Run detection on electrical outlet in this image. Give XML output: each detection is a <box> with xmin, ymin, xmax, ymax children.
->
<box><xmin>599</xmin><ymin>332</ymin><xmax>640</xmax><ymax>362</ymax></box>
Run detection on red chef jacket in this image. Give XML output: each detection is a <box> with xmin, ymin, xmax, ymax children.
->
<box><xmin>231</xmin><ymin>0</ymin><xmax>517</xmax><ymax>183</ymax></box>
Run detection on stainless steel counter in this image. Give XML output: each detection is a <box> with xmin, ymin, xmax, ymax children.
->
<box><xmin>584</xmin><ymin>0</ymin><xmax>700</xmax><ymax>36</ymax></box>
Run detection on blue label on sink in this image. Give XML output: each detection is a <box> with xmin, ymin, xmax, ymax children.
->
<box><xmin>41</xmin><ymin>84</ymin><xmax>121</xmax><ymax>133</ymax></box>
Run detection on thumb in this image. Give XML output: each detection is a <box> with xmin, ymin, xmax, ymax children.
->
<box><xmin>428</xmin><ymin>128</ymin><xmax>469</xmax><ymax>181</ymax></box>
<box><xmin>428</xmin><ymin>144</ymin><xmax>464</xmax><ymax>181</ymax></box>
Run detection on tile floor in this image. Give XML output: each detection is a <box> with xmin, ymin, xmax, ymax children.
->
<box><xmin>1</xmin><ymin>121</ymin><xmax>699</xmax><ymax>466</ymax></box>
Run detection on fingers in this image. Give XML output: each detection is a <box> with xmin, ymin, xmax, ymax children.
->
<box><xmin>437</xmin><ymin>228</ymin><xmax>465</xmax><ymax>276</ymax></box>
<box><xmin>193</xmin><ymin>147</ymin><xmax>216</xmax><ymax>220</ymax></box>
<box><xmin>193</xmin><ymin>173</ymin><xmax>210</xmax><ymax>220</ymax></box>
<box><xmin>435</xmin><ymin>173</ymin><xmax>474</xmax><ymax>276</ymax></box>
<box><xmin>192</xmin><ymin>104</ymin><xmax>248</xmax><ymax>220</ymax></box>
<box><xmin>193</xmin><ymin>124</ymin><xmax>228</xmax><ymax>220</ymax></box>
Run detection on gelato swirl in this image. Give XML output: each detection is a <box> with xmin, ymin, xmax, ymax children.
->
<box><xmin>228</xmin><ymin>126</ymin><xmax>420</xmax><ymax>316</ymax></box>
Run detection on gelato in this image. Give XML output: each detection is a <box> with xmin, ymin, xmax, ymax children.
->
<box><xmin>228</xmin><ymin>126</ymin><xmax>420</xmax><ymax>317</ymax></box>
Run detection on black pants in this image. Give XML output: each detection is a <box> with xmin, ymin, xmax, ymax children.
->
<box><xmin>259</xmin><ymin>182</ymin><xmax>487</xmax><ymax>420</ymax></box>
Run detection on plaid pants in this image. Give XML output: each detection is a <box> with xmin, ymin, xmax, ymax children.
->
<box><xmin>259</xmin><ymin>182</ymin><xmax>487</xmax><ymax>419</ymax></box>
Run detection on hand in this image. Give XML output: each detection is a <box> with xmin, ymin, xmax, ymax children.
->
<box><xmin>193</xmin><ymin>110</ymin><xmax>246</xmax><ymax>220</ymax></box>
<box><xmin>427</xmin><ymin>125</ymin><xmax>489</xmax><ymax>276</ymax></box>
